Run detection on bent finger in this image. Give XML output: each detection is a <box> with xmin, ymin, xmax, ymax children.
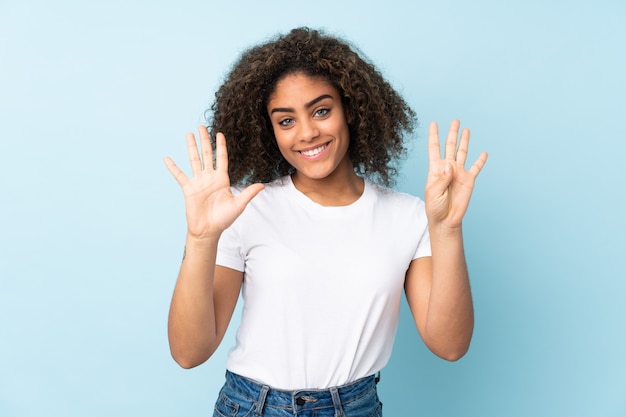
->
<box><xmin>425</xmin><ymin>164</ymin><xmax>454</xmax><ymax>206</ymax></box>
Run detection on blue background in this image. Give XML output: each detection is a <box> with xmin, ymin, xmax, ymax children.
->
<box><xmin>1</xmin><ymin>0</ymin><xmax>625</xmax><ymax>415</ymax></box>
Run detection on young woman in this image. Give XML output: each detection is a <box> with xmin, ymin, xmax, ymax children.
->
<box><xmin>164</xmin><ymin>27</ymin><xmax>487</xmax><ymax>417</ymax></box>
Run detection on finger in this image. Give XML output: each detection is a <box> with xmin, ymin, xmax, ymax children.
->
<box><xmin>186</xmin><ymin>133</ymin><xmax>203</xmax><ymax>176</ymax></box>
<box><xmin>445</xmin><ymin>120</ymin><xmax>460</xmax><ymax>161</ymax></box>
<box><xmin>198</xmin><ymin>125</ymin><xmax>214</xmax><ymax>171</ymax></box>
<box><xmin>163</xmin><ymin>156</ymin><xmax>189</xmax><ymax>186</ymax></box>
<box><xmin>428</xmin><ymin>122</ymin><xmax>442</xmax><ymax>163</ymax></box>
<box><xmin>215</xmin><ymin>132</ymin><xmax>229</xmax><ymax>173</ymax></box>
<box><xmin>468</xmin><ymin>151</ymin><xmax>488</xmax><ymax>177</ymax></box>
<box><xmin>455</xmin><ymin>128</ymin><xmax>470</xmax><ymax>167</ymax></box>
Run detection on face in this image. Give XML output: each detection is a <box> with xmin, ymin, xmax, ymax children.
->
<box><xmin>267</xmin><ymin>73</ymin><xmax>352</xmax><ymax>183</ymax></box>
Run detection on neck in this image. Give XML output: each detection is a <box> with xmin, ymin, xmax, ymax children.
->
<box><xmin>292</xmin><ymin>159</ymin><xmax>364</xmax><ymax>207</ymax></box>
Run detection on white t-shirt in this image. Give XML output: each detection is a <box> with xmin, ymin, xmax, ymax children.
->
<box><xmin>216</xmin><ymin>176</ymin><xmax>431</xmax><ymax>390</ymax></box>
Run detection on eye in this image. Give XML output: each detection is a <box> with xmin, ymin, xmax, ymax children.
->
<box><xmin>278</xmin><ymin>118</ymin><xmax>294</xmax><ymax>127</ymax></box>
<box><xmin>314</xmin><ymin>108</ymin><xmax>330</xmax><ymax>117</ymax></box>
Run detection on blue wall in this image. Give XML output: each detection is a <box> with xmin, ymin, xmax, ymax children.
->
<box><xmin>1</xmin><ymin>0</ymin><xmax>625</xmax><ymax>415</ymax></box>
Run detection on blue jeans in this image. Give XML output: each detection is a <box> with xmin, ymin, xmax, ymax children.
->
<box><xmin>213</xmin><ymin>371</ymin><xmax>383</xmax><ymax>417</ymax></box>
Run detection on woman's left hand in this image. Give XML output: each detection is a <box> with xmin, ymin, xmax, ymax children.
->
<box><xmin>424</xmin><ymin>120</ymin><xmax>488</xmax><ymax>230</ymax></box>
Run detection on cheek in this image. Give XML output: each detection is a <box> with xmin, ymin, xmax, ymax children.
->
<box><xmin>273</xmin><ymin>133</ymin><xmax>294</xmax><ymax>160</ymax></box>
<box><xmin>273</xmin><ymin>132</ymin><xmax>288</xmax><ymax>150</ymax></box>
<box><xmin>334</xmin><ymin>119</ymin><xmax>351</xmax><ymax>145</ymax></box>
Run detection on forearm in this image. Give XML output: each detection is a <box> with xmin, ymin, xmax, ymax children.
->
<box><xmin>168</xmin><ymin>234</ymin><xmax>220</xmax><ymax>368</ymax></box>
<box><xmin>424</xmin><ymin>224</ymin><xmax>474</xmax><ymax>360</ymax></box>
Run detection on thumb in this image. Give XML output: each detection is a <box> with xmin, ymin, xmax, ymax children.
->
<box><xmin>425</xmin><ymin>163</ymin><xmax>453</xmax><ymax>201</ymax></box>
<box><xmin>235</xmin><ymin>183</ymin><xmax>265</xmax><ymax>209</ymax></box>
<box><xmin>425</xmin><ymin>163</ymin><xmax>453</xmax><ymax>203</ymax></box>
<box><xmin>433</xmin><ymin>163</ymin><xmax>453</xmax><ymax>190</ymax></box>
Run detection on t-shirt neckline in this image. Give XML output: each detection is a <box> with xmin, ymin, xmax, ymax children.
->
<box><xmin>284</xmin><ymin>175</ymin><xmax>372</xmax><ymax>214</ymax></box>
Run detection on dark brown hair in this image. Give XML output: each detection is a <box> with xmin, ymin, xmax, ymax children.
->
<box><xmin>209</xmin><ymin>27</ymin><xmax>416</xmax><ymax>186</ymax></box>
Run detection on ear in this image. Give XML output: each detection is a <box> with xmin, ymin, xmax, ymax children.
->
<box><xmin>345</xmin><ymin>109</ymin><xmax>354</xmax><ymax>124</ymax></box>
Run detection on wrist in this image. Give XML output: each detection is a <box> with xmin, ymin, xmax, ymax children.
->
<box><xmin>185</xmin><ymin>233</ymin><xmax>221</xmax><ymax>249</ymax></box>
<box><xmin>428</xmin><ymin>221</ymin><xmax>463</xmax><ymax>240</ymax></box>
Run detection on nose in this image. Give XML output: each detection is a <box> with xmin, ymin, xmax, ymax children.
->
<box><xmin>298</xmin><ymin>119</ymin><xmax>320</xmax><ymax>142</ymax></box>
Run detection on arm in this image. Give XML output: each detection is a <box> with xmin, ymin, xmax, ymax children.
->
<box><xmin>167</xmin><ymin>241</ymin><xmax>242</xmax><ymax>368</ymax></box>
<box><xmin>404</xmin><ymin>120</ymin><xmax>487</xmax><ymax>361</ymax></box>
<box><xmin>164</xmin><ymin>127</ymin><xmax>264</xmax><ymax>368</ymax></box>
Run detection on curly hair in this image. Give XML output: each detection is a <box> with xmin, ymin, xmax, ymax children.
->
<box><xmin>208</xmin><ymin>27</ymin><xmax>416</xmax><ymax>187</ymax></box>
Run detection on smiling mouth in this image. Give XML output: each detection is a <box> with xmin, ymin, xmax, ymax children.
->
<box><xmin>298</xmin><ymin>142</ymin><xmax>329</xmax><ymax>157</ymax></box>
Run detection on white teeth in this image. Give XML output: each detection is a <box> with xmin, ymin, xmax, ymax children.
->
<box><xmin>300</xmin><ymin>144</ymin><xmax>326</xmax><ymax>157</ymax></box>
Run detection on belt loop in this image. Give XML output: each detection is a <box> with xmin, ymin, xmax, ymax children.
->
<box><xmin>255</xmin><ymin>385</ymin><xmax>269</xmax><ymax>416</ymax></box>
<box><xmin>330</xmin><ymin>387</ymin><xmax>345</xmax><ymax>417</ymax></box>
<box><xmin>375</xmin><ymin>371</ymin><xmax>381</xmax><ymax>384</ymax></box>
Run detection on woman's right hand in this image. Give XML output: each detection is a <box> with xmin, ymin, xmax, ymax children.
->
<box><xmin>164</xmin><ymin>126</ymin><xmax>265</xmax><ymax>240</ymax></box>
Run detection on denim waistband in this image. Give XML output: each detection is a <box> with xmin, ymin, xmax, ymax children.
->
<box><xmin>223</xmin><ymin>370</ymin><xmax>379</xmax><ymax>414</ymax></box>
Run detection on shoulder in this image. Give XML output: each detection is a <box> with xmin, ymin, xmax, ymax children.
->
<box><xmin>368</xmin><ymin>181</ymin><xmax>425</xmax><ymax>208</ymax></box>
<box><xmin>366</xmin><ymin>181</ymin><xmax>428</xmax><ymax>228</ymax></box>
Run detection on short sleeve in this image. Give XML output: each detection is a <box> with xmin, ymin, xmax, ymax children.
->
<box><xmin>216</xmin><ymin>222</ymin><xmax>245</xmax><ymax>272</ymax></box>
<box><xmin>215</xmin><ymin>187</ymin><xmax>246</xmax><ymax>272</ymax></box>
<box><xmin>412</xmin><ymin>200</ymin><xmax>432</xmax><ymax>259</ymax></box>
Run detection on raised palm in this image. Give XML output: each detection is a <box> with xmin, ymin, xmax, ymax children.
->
<box><xmin>164</xmin><ymin>127</ymin><xmax>264</xmax><ymax>239</ymax></box>
<box><xmin>424</xmin><ymin>120</ymin><xmax>488</xmax><ymax>229</ymax></box>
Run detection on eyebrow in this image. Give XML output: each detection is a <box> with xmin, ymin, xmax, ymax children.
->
<box><xmin>269</xmin><ymin>94</ymin><xmax>333</xmax><ymax>115</ymax></box>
